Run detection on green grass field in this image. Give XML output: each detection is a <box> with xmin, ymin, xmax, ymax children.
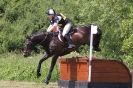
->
<box><xmin>0</xmin><ymin>53</ymin><xmax>60</xmax><ymax>83</ymax></box>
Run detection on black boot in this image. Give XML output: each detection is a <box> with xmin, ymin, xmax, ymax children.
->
<box><xmin>64</xmin><ymin>35</ymin><xmax>75</xmax><ymax>48</ymax></box>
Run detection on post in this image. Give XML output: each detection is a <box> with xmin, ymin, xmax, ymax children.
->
<box><xmin>88</xmin><ymin>25</ymin><xmax>98</xmax><ymax>82</ymax></box>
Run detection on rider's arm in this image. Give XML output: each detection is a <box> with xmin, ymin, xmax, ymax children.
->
<box><xmin>47</xmin><ymin>16</ymin><xmax>61</xmax><ymax>32</ymax></box>
<box><xmin>47</xmin><ymin>23</ymin><xmax>59</xmax><ymax>32</ymax></box>
<box><xmin>47</xmin><ymin>25</ymin><xmax>53</xmax><ymax>32</ymax></box>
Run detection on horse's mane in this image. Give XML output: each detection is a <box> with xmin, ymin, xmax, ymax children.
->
<box><xmin>31</xmin><ymin>30</ymin><xmax>46</xmax><ymax>36</ymax></box>
<box><xmin>29</xmin><ymin>30</ymin><xmax>49</xmax><ymax>40</ymax></box>
<box><xmin>29</xmin><ymin>30</ymin><xmax>58</xmax><ymax>43</ymax></box>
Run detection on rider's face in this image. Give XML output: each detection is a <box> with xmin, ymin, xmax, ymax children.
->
<box><xmin>48</xmin><ymin>15</ymin><xmax>54</xmax><ymax>20</ymax></box>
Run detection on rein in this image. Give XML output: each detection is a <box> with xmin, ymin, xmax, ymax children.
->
<box><xmin>39</xmin><ymin>33</ymin><xmax>48</xmax><ymax>44</ymax></box>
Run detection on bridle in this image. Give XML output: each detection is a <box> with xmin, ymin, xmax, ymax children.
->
<box><xmin>23</xmin><ymin>32</ymin><xmax>49</xmax><ymax>54</ymax></box>
<box><xmin>23</xmin><ymin>40</ymin><xmax>33</xmax><ymax>53</ymax></box>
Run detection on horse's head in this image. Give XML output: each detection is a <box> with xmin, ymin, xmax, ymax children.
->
<box><xmin>22</xmin><ymin>36</ymin><xmax>35</xmax><ymax>57</ymax></box>
<box><xmin>22</xmin><ymin>31</ymin><xmax>53</xmax><ymax>57</ymax></box>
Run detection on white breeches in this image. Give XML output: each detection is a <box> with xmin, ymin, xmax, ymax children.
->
<box><xmin>62</xmin><ymin>23</ymin><xmax>72</xmax><ymax>37</ymax></box>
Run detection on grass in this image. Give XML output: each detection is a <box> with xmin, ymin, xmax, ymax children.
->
<box><xmin>0</xmin><ymin>53</ymin><xmax>59</xmax><ymax>83</ymax></box>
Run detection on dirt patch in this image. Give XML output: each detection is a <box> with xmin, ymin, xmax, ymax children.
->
<box><xmin>0</xmin><ymin>81</ymin><xmax>58</xmax><ymax>88</ymax></box>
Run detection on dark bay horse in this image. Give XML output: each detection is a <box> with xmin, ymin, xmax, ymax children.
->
<box><xmin>22</xmin><ymin>24</ymin><xmax>102</xmax><ymax>84</ymax></box>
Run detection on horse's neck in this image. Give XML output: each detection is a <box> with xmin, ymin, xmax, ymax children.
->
<box><xmin>30</xmin><ymin>33</ymin><xmax>46</xmax><ymax>45</ymax></box>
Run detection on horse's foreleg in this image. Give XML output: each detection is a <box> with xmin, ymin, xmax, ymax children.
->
<box><xmin>45</xmin><ymin>55</ymin><xmax>58</xmax><ymax>85</ymax></box>
<box><xmin>37</xmin><ymin>53</ymin><xmax>51</xmax><ymax>77</ymax></box>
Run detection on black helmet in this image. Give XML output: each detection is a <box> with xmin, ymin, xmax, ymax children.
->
<box><xmin>46</xmin><ymin>9</ymin><xmax>56</xmax><ymax>15</ymax></box>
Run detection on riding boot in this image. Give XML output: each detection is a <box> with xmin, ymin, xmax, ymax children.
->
<box><xmin>64</xmin><ymin>35</ymin><xmax>75</xmax><ymax>48</ymax></box>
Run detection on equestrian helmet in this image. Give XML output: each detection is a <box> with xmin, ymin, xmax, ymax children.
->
<box><xmin>46</xmin><ymin>9</ymin><xmax>56</xmax><ymax>15</ymax></box>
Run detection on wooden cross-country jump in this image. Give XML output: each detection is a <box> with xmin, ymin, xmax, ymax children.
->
<box><xmin>58</xmin><ymin>57</ymin><xmax>132</xmax><ymax>88</ymax></box>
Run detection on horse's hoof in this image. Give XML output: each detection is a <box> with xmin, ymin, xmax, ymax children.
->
<box><xmin>37</xmin><ymin>73</ymin><xmax>41</xmax><ymax>78</ymax></box>
<box><xmin>44</xmin><ymin>80</ymin><xmax>49</xmax><ymax>85</ymax></box>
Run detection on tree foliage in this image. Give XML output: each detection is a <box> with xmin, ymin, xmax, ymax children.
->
<box><xmin>0</xmin><ymin>0</ymin><xmax>133</xmax><ymax>66</ymax></box>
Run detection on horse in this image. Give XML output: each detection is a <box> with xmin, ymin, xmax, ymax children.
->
<box><xmin>22</xmin><ymin>24</ymin><xmax>102</xmax><ymax>84</ymax></box>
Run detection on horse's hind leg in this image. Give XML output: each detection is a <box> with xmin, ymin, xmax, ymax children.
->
<box><xmin>37</xmin><ymin>53</ymin><xmax>51</xmax><ymax>77</ymax></box>
<box><xmin>93</xmin><ymin>32</ymin><xmax>102</xmax><ymax>51</ymax></box>
<box><xmin>44</xmin><ymin>55</ymin><xmax>58</xmax><ymax>85</ymax></box>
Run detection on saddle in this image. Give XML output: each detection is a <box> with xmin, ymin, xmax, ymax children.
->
<box><xmin>57</xmin><ymin>28</ymin><xmax>77</xmax><ymax>42</ymax></box>
<box><xmin>49</xmin><ymin>28</ymin><xmax>77</xmax><ymax>49</ymax></box>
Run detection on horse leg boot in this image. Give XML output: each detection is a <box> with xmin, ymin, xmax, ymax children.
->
<box><xmin>64</xmin><ymin>34</ymin><xmax>75</xmax><ymax>48</ymax></box>
<box><xmin>37</xmin><ymin>53</ymin><xmax>50</xmax><ymax>78</ymax></box>
<box><xmin>45</xmin><ymin>55</ymin><xmax>58</xmax><ymax>85</ymax></box>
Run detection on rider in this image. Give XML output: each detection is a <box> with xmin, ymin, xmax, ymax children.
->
<box><xmin>46</xmin><ymin>8</ymin><xmax>75</xmax><ymax>48</ymax></box>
